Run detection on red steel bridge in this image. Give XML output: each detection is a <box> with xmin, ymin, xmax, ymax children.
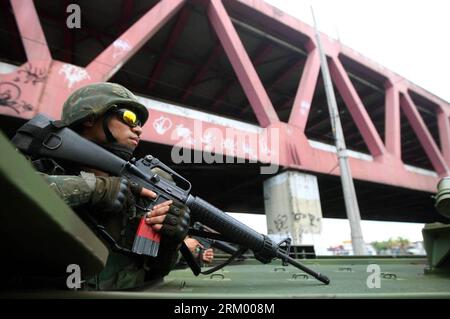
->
<box><xmin>0</xmin><ymin>0</ymin><xmax>449</xmax><ymax>223</ymax></box>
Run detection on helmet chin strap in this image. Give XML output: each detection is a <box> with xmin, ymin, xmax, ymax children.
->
<box><xmin>101</xmin><ymin>112</ymin><xmax>134</xmax><ymax>161</ymax></box>
<box><xmin>102</xmin><ymin>113</ymin><xmax>116</xmax><ymax>143</ymax></box>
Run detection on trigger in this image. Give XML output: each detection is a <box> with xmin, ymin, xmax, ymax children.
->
<box><xmin>139</xmin><ymin>196</ymin><xmax>156</xmax><ymax>212</ymax></box>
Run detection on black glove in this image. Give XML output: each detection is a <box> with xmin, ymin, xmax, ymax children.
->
<box><xmin>160</xmin><ymin>200</ymin><xmax>190</xmax><ymax>245</ymax></box>
<box><xmin>91</xmin><ymin>176</ymin><xmax>135</xmax><ymax>214</ymax></box>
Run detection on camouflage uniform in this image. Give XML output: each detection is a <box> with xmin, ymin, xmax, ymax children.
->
<box><xmin>42</xmin><ymin>173</ymin><xmax>93</xmax><ymax>207</ymax></box>
<box><xmin>33</xmin><ymin>83</ymin><xmax>182</xmax><ymax>290</ymax></box>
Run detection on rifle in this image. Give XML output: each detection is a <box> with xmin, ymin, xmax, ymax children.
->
<box><xmin>186</xmin><ymin>222</ymin><xmax>247</xmax><ymax>269</ymax></box>
<box><xmin>12</xmin><ymin>114</ymin><xmax>330</xmax><ymax>285</ymax></box>
<box><xmin>191</xmin><ymin>222</ymin><xmax>246</xmax><ymax>256</ymax></box>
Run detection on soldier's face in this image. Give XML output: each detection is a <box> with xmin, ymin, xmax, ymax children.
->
<box><xmin>82</xmin><ymin>114</ymin><xmax>142</xmax><ymax>150</ymax></box>
<box><xmin>108</xmin><ymin>115</ymin><xmax>142</xmax><ymax>149</ymax></box>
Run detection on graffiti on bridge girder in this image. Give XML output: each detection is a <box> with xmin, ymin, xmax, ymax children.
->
<box><xmin>0</xmin><ymin>82</ymin><xmax>33</xmax><ymax>114</ymax></box>
<box><xmin>14</xmin><ymin>63</ymin><xmax>48</xmax><ymax>85</ymax></box>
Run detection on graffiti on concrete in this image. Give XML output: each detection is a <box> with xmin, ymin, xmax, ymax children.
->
<box><xmin>294</xmin><ymin>212</ymin><xmax>321</xmax><ymax>227</ymax></box>
<box><xmin>274</xmin><ymin>214</ymin><xmax>288</xmax><ymax>232</ymax></box>
<box><xmin>0</xmin><ymin>82</ymin><xmax>33</xmax><ymax>114</ymax></box>
<box><xmin>14</xmin><ymin>63</ymin><xmax>48</xmax><ymax>85</ymax></box>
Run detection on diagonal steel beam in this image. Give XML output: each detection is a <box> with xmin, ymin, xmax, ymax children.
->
<box><xmin>437</xmin><ymin>111</ymin><xmax>450</xmax><ymax>166</ymax></box>
<box><xmin>289</xmin><ymin>45</ymin><xmax>321</xmax><ymax>129</ymax></box>
<box><xmin>208</xmin><ymin>0</ymin><xmax>278</xmax><ymax>127</ymax></box>
<box><xmin>329</xmin><ymin>57</ymin><xmax>386</xmax><ymax>157</ymax></box>
<box><xmin>146</xmin><ymin>6</ymin><xmax>191</xmax><ymax>92</ymax></box>
<box><xmin>400</xmin><ymin>93</ymin><xmax>448</xmax><ymax>174</ymax></box>
<box><xmin>10</xmin><ymin>0</ymin><xmax>52</xmax><ymax>61</ymax></box>
<box><xmin>86</xmin><ymin>0</ymin><xmax>185</xmax><ymax>82</ymax></box>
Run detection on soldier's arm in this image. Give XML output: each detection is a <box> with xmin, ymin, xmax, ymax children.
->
<box><xmin>38</xmin><ymin>172</ymin><xmax>148</xmax><ymax>217</ymax></box>
<box><xmin>38</xmin><ymin>172</ymin><xmax>94</xmax><ymax>207</ymax></box>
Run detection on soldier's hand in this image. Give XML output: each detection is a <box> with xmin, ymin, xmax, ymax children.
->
<box><xmin>202</xmin><ymin>248</ymin><xmax>214</xmax><ymax>264</ymax></box>
<box><xmin>184</xmin><ymin>237</ymin><xmax>203</xmax><ymax>254</ymax></box>
<box><xmin>145</xmin><ymin>200</ymin><xmax>173</xmax><ymax>229</ymax></box>
<box><xmin>140</xmin><ymin>187</ymin><xmax>157</xmax><ymax>200</ymax></box>
<box><xmin>91</xmin><ymin>176</ymin><xmax>134</xmax><ymax>213</ymax></box>
<box><xmin>128</xmin><ymin>182</ymin><xmax>156</xmax><ymax>200</ymax></box>
<box><xmin>145</xmin><ymin>199</ymin><xmax>190</xmax><ymax>243</ymax></box>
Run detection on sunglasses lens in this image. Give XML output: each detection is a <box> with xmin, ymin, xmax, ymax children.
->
<box><xmin>121</xmin><ymin>109</ymin><xmax>141</xmax><ymax>127</ymax></box>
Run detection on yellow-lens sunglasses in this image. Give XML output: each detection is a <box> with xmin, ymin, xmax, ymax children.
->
<box><xmin>114</xmin><ymin>108</ymin><xmax>142</xmax><ymax>127</ymax></box>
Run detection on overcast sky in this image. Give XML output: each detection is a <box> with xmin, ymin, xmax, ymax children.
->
<box><xmin>264</xmin><ymin>0</ymin><xmax>450</xmax><ymax>103</ymax></box>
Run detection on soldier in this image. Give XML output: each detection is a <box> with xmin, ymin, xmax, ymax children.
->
<box><xmin>33</xmin><ymin>82</ymin><xmax>190</xmax><ymax>290</ymax></box>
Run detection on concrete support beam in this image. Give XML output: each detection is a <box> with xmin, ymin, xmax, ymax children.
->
<box><xmin>263</xmin><ymin>171</ymin><xmax>323</xmax><ymax>245</ymax></box>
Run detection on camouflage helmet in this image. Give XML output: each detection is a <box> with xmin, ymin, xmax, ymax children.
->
<box><xmin>60</xmin><ymin>82</ymin><xmax>148</xmax><ymax>127</ymax></box>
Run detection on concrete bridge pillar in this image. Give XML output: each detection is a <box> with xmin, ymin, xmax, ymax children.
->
<box><xmin>263</xmin><ymin>171</ymin><xmax>323</xmax><ymax>245</ymax></box>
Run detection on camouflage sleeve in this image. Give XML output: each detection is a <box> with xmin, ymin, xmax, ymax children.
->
<box><xmin>38</xmin><ymin>172</ymin><xmax>94</xmax><ymax>207</ymax></box>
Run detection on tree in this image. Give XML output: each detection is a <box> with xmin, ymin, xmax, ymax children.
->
<box><xmin>371</xmin><ymin>237</ymin><xmax>410</xmax><ymax>255</ymax></box>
